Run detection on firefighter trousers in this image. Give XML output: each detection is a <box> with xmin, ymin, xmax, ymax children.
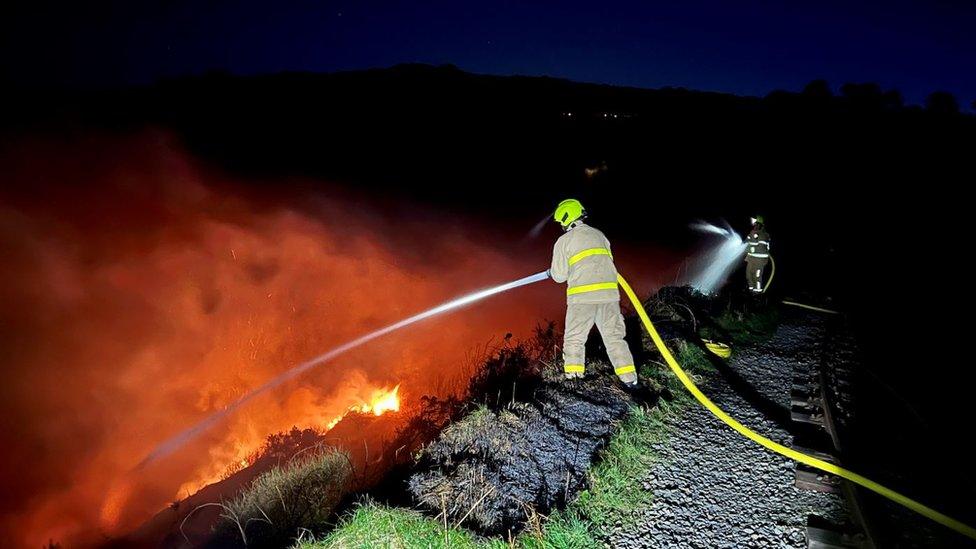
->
<box><xmin>746</xmin><ymin>258</ymin><xmax>768</xmax><ymax>292</ymax></box>
<box><xmin>562</xmin><ymin>301</ymin><xmax>637</xmax><ymax>383</ymax></box>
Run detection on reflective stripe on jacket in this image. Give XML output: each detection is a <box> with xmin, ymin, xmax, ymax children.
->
<box><xmin>550</xmin><ymin>222</ymin><xmax>620</xmax><ymax>304</ymax></box>
<box><xmin>746</xmin><ymin>227</ymin><xmax>770</xmax><ymax>259</ymax></box>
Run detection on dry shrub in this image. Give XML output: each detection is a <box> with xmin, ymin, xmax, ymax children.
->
<box><xmin>215</xmin><ymin>448</ymin><xmax>353</xmax><ymax>548</ymax></box>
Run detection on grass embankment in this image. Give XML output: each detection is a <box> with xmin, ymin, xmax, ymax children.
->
<box><xmin>299</xmin><ymin>343</ymin><xmax>716</xmax><ymax>549</ymax></box>
<box><xmin>232</xmin><ymin>293</ymin><xmax>775</xmax><ymax>548</ymax></box>
<box><xmin>706</xmin><ymin>306</ymin><xmax>779</xmax><ymax>346</ymax></box>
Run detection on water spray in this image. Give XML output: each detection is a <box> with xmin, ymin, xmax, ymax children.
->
<box><xmin>137</xmin><ymin>270</ymin><xmax>550</xmax><ymax>469</ymax></box>
<box><xmin>526</xmin><ymin>213</ymin><xmax>553</xmax><ymax>239</ymax></box>
<box><xmin>685</xmin><ymin>220</ymin><xmax>747</xmax><ymax>294</ymax></box>
<box><xmin>689</xmin><ymin>221</ymin><xmax>731</xmax><ymax>237</ymax></box>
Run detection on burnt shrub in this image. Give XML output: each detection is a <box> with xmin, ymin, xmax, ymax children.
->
<box><xmin>408</xmin><ymin>368</ymin><xmax>635</xmax><ymax>535</ymax></box>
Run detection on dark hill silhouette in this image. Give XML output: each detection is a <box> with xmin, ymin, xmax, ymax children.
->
<box><xmin>4</xmin><ymin>63</ymin><xmax>971</xmax><ymax>240</ymax></box>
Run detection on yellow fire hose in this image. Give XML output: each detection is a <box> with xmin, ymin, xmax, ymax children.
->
<box><xmin>760</xmin><ymin>255</ymin><xmax>841</xmax><ymax>315</ymax></box>
<box><xmin>762</xmin><ymin>254</ymin><xmax>775</xmax><ymax>293</ymax></box>
<box><xmin>617</xmin><ymin>273</ymin><xmax>976</xmax><ymax>541</ymax></box>
<box><xmin>702</xmin><ymin>340</ymin><xmax>732</xmax><ymax>358</ymax></box>
<box><xmin>782</xmin><ymin>300</ymin><xmax>841</xmax><ymax>315</ymax></box>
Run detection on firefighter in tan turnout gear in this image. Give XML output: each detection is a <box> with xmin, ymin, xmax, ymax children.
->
<box><xmin>745</xmin><ymin>215</ymin><xmax>770</xmax><ymax>293</ymax></box>
<box><xmin>548</xmin><ymin>199</ymin><xmax>639</xmax><ymax>388</ymax></box>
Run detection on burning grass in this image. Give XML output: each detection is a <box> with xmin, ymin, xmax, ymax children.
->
<box><xmin>158</xmin><ymin>327</ymin><xmax>557</xmax><ymax>547</ymax></box>
<box><xmin>192</xmin><ymin>286</ymin><xmax>741</xmax><ymax>547</ymax></box>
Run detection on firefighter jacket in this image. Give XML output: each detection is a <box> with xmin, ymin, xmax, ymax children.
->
<box><xmin>746</xmin><ymin>227</ymin><xmax>770</xmax><ymax>261</ymax></box>
<box><xmin>549</xmin><ymin>221</ymin><xmax>620</xmax><ymax>304</ymax></box>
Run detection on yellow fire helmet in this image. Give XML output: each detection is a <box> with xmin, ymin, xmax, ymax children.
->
<box><xmin>553</xmin><ymin>198</ymin><xmax>585</xmax><ymax>228</ymax></box>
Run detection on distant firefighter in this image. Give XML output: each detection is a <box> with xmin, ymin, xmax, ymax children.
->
<box><xmin>548</xmin><ymin>199</ymin><xmax>638</xmax><ymax>388</ymax></box>
<box><xmin>745</xmin><ymin>215</ymin><xmax>771</xmax><ymax>293</ymax></box>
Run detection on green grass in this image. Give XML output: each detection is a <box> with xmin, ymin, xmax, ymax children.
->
<box><xmin>298</xmin><ymin>500</ymin><xmax>505</xmax><ymax>549</ymax></box>
<box><xmin>639</xmin><ymin>340</ymin><xmax>715</xmax><ymax>407</ymax></box>
<box><xmin>517</xmin><ymin>509</ymin><xmax>596</xmax><ymax>549</ymax></box>
<box><xmin>711</xmin><ymin>306</ymin><xmax>779</xmax><ymax>346</ymax></box>
<box><xmin>676</xmin><ymin>341</ymin><xmax>717</xmax><ymax>374</ymax></box>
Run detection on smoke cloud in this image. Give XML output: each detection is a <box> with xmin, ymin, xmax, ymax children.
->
<box><xmin>0</xmin><ymin>132</ymin><xmax>557</xmax><ymax>547</ymax></box>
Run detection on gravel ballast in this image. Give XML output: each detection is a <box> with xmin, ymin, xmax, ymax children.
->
<box><xmin>611</xmin><ymin>315</ymin><xmax>849</xmax><ymax>548</ymax></box>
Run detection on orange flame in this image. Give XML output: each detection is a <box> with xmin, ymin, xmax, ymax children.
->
<box><xmin>354</xmin><ymin>384</ymin><xmax>401</xmax><ymax>416</ymax></box>
<box><xmin>323</xmin><ymin>384</ymin><xmax>401</xmax><ymax>430</ymax></box>
<box><xmin>175</xmin><ymin>383</ymin><xmax>405</xmax><ymax>498</ymax></box>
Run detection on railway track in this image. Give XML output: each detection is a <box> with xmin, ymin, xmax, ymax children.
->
<box><xmin>790</xmin><ymin>316</ymin><xmax>876</xmax><ymax>549</ymax></box>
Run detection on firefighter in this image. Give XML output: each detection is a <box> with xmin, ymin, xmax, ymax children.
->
<box><xmin>745</xmin><ymin>215</ymin><xmax>771</xmax><ymax>293</ymax></box>
<box><xmin>548</xmin><ymin>199</ymin><xmax>638</xmax><ymax>388</ymax></box>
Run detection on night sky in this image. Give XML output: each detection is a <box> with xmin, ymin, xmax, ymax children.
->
<box><xmin>4</xmin><ymin>0</ymin><xmax>976</xmax><ymax>107</ymax></box>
